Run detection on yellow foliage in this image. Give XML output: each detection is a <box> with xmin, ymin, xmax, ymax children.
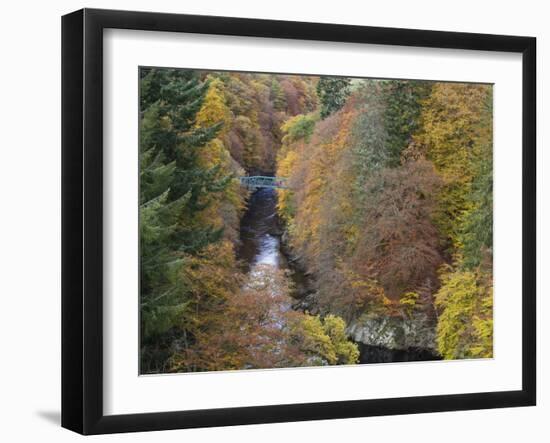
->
<box><xmin>293</xmin><ymin>315</ymin><xmax>338</xmax><ymax>364</ymax></box>
<box><xmin>195</xmin><ymin>78</ymin><xmax>247</xmax><ymax>242</ymax></box>
<box><xmin>415</xmin><ymin>83</ymin><xmax>491</xmax><ymax>249</ymax></box>
<box><xmin>289</xmin><ymin>110</ymin><xmax>355</xmax><ymax>262</ymax></box>
<box><xmin>400</xmin><ymin>291</ymin><xmax>420</xmax><ymax>317</ymax></box>
<box><xmin>288</xmin><ymin>314</ymin><xmax>359</xmax><ymax>365</ymax></box>
<box><xmin>195</xmin><ymin>77</ymin><xmax>232</xmax><ymax>132</ymax></box>
<box><xmin>276</xmin><ymin>149</ymin><xmax>299</xmax><ymax>223</ymax></box>
<box><xmin>435</xmin><ymin>266</ymin><xmax>493</xmax><ymax>359</ymax></box>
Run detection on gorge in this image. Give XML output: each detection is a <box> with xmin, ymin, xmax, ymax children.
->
<box><xmin>139</xmin><ymin>67</ymin><xmax>493</xmax><ymax>374</ymax></box>
<box><xmin>238</xmin><ymin>184</ymin><xmax>440</xmax><ymax>364</ymax></box>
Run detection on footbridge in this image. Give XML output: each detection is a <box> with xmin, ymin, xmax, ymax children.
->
<box><xmin>239</xmin><ymin>176</ymin><xmax>289</xmax><ymax>189</ymax></box>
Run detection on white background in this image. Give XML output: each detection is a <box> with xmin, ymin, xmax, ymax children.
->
<box><xmin>104</xmin><ymin>30</ymin><xmax>522</xmax><ymax>415</ymax></box>
<box><xmin>0</xmin><ymin>0</ymin><xmax>547</xmax><ymax>441</ymax></box>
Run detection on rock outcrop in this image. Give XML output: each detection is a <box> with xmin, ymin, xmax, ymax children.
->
<box><xmin>347</xmin><ymin>312</ymin><xmax>439</xmax><ymax>362</ymax></box>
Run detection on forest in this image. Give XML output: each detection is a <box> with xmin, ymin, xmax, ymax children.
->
<box><xmin>139</xmin><ymin>67</ymin><xmax>493</xmax><ymax>374</ymax></box>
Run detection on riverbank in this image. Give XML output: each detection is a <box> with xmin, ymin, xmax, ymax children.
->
<box><xmin>238</xmin><ymin>187</ymin><xmax>440</xmax><ymax>364</ymax></box>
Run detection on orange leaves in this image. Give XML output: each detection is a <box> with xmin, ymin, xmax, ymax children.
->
<box><xmin>174</xmin><ymin>262</ymin><xmax>358</xmax><ymax>371</ymax></box>
<box><xmin>276</xmin><ymin>80</ymin><xmax>460</xmax><ymax>325</ymax></box>
<box><xmin>281</xmin><ymin>108</ymin><xmax>357</xmax><ymax>266</ymax></box>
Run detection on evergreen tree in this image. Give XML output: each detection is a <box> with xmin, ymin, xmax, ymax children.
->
<box><xmin>382</xmin><ymin>80</ymin><xmax>432</xmax><ymax>166</ymax></box>
<box><xmin>139</xmin><ymin>68</ymin><xmax>230</xmax><ymax>372</ymax></box>
<box><xmin>459</xmin><ymin>91</ymin><xmax>493</xmax><ymax>270</ymax></box>
<box><xmin>316</xmin><ymin>76</ymin><xmax>351</xmax><ymax>118</ymax></box>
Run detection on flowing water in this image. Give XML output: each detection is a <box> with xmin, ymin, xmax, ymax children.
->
<box><xmin>237</xmin><ymin>187</ymin><xmax>308</xmax><ymax>293</ymax></box>
<box><xmin>238</xmin><ymin>188</ymin><xmax>286</xmax><ymax>272</ymax></box>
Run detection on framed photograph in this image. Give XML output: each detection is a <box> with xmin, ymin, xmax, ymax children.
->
<box><xmin>62</xmin><ymin>8</ymin><xmax>536</xmax><ymax>435</ymax></box>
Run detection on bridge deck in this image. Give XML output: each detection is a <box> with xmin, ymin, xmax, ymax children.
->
<box><xmin>239</xmin><ymin>176</ymin><xmax>288</xmax><ymax>189</ymax></box>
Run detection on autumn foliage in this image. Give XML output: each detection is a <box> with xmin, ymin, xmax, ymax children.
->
<box><xmin>140</xmin><ymin>68</ymin><xmax>494</xmax><ymax>373</ymax></box>
<box><xmin>139</xmin><ymin>68</ymin><xmax>357</xmax><ymax>373</ymax></box>
<box><xmin>277</xmin><ymin>79</ymin><xmax>493</xmax><ymax>359</ymax></box>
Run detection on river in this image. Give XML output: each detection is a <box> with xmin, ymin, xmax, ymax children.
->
<box><xmin>237</xmin><ymin>187</ymin><xmax>440</xmax><ymax>365</ymax></box>
<box><xmin>237</xmin><ymin>187</ymin><xmax>309</xmax><ymax>298</ymax></box>
<box><xmin>238</xmin><ymin>188</ymin><xmax>286</xmax><ymax>272</ymax></box>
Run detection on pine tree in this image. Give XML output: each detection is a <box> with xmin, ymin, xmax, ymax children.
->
<box><xmin>382</xmin><ymin>80</ymin><xmax>432</xmax><ymax>166</ymax></box>
<box><xmin>139</xmin><ymin>68</ymin><xmax>230</xmax><ymax>372</ymax></box>
<box><xmin>316</xmin><ymin>76</ymin><xmax>351</xmax><ymax>118</ymax></box>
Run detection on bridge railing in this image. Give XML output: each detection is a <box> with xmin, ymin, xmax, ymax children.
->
<box><xmin>239</xmin><ymin>176</ymin><xmax>288</xmax><ymax>189</ymax></box>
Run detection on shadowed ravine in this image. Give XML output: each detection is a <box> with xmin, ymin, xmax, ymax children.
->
<box><xmin>237</xmin><ymin>187</ymin><xmax>310</xmax><ymax>302</ymax></box>
<box><xmin>238</xmin><ymin>188</ymin><xmax>285</xmax><ymax>272</ymax></box>
<box><xmin>237</xmin><ymin>186</ymin><xmax>440</xmax><ymax>365</ymax></box>
<box><xmin>139</xmin><ymin>68</ymin><xmax>492</xmax><ymax>374</ymax></box>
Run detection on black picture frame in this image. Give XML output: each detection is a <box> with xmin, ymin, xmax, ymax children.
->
<box><xmin>62</xmin><ymin>8</ymin><xmax>536</xmax><ymax>435</ymax></box>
